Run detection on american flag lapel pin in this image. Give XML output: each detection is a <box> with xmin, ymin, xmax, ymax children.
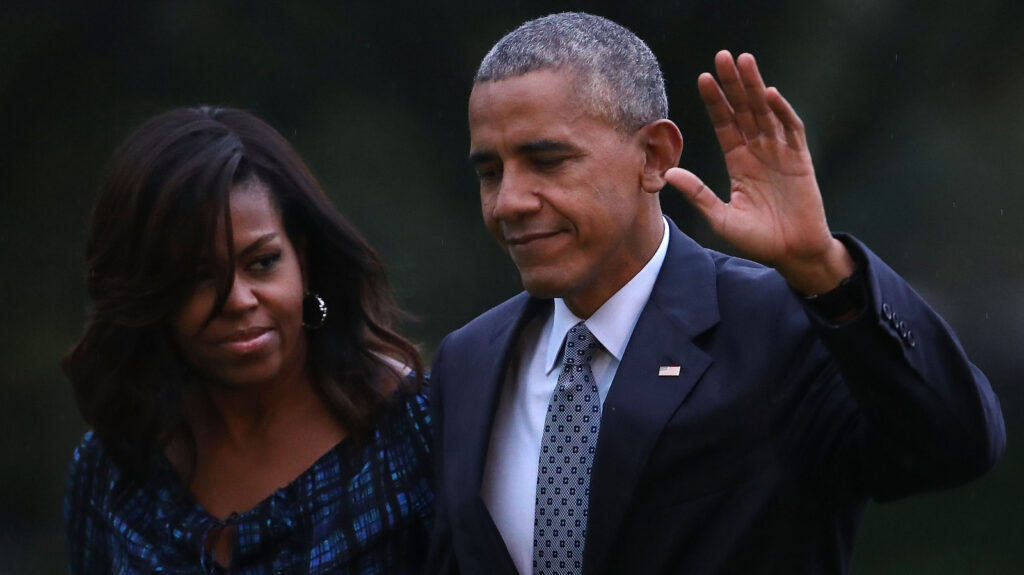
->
<box><xmin>658</xmin><ymin>365</ymin><xmax>681</xmax><ymax>377</ymax></box>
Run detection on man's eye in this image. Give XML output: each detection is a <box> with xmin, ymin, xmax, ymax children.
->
<box><xmin>249</xmin><ymin>253</ymin><xmax>280</xmax><ymax>272</ymax></box>
<box><xmin>533</xmin><ymin>157</ymin><xmax>565</xmax><ymax>170</ymax></box>
<box><xmin>475</xmin><ymin>166</ymin><xmax>502</xmax><ymax>183</ymax></box>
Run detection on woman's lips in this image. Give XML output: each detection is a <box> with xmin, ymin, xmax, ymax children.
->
<box><xmin>219</xmin><ymin>327</ymin><xmax>273</xmax><ymax>354</ymax></box>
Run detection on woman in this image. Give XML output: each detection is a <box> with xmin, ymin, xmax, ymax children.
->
<box><xmin>63</xmin><ymin>107</ymin><xmax>432</xmax><ymax>573</ymax></box>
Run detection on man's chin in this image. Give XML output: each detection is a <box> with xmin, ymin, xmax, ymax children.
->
<box><xmin>517</xmin><ymin>271</ymin><xmax>568</xmax><ymax>300</ymax></box>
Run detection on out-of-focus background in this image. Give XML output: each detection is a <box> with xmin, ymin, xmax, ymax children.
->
<box><xmin>2</xmin><ymin>1</ymin><xmax>1020</xmax><ymax>572</ymax></box>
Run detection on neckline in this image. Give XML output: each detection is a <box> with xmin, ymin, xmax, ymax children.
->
<box><xmin>155</xmin><ymin>433</ymin><xmax>356</xmax><ymax>526</ymax></box>
<box><xmin>146</xmin><ymin>384</ymin><xmax>422</xmax><ymax>526</ymax></box>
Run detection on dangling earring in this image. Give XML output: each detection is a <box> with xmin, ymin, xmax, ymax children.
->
<box><xmin>302</xmin><ymin>292</ymin><xmax>327</xmax><ymax>329</ymax></box>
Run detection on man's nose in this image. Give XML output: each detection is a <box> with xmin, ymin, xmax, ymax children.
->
<box><xmin>491</xmin><ymin>168</ymin><xmax>541</xmax><ymax>220</ymax></box>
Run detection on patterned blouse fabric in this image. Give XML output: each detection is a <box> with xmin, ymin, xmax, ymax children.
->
<box><xmin>65</xmin><ymin>388</ymin><xmax>433</xmax><ymax>574</ymax></box>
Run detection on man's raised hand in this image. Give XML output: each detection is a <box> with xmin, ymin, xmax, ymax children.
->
<box><xmin>665</xmin><ymin>51</ymin><xmax>854</xmax><ymax>295</ymax></box>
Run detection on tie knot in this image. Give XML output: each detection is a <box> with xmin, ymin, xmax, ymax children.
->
<box><xmin>562</xmin><ymin>322</ymin><xmax>597</xmax><ymax>367</ymax></box>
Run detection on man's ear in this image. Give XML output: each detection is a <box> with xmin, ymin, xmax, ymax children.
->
<box><xmin>638</xmin><ymin>119</ymin><xmax>683</xmax><ymax>194</ymax></box>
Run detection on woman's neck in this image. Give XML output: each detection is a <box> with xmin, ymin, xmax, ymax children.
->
<box><xmin>187</xmin><ymin>364</ymin><xmax>321</xmax><ymax>448</ymax></box>
<box><xmin>172</xmin><ymin>366</ymin><xmax>348</xmax><ymax>522</ymax></box>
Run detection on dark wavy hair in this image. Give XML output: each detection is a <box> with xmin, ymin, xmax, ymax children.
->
<box><xmin>64</xmin><ymin>107</ymin><xmax>423</xmax><ymax>481</ymax></box>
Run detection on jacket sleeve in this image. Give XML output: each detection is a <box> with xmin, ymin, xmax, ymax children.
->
<box><xmin>793</xmin><ymin>235</ymin><xmax>1006</xmax><ymax>501</ymax></box>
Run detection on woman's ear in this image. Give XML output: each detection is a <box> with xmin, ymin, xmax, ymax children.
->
<box><xmin>638</xmin><ymin>119</ymin><xmax>684</xmax><ymax>194</ymax></box>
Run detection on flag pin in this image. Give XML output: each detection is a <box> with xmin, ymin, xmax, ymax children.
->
<box><xmin>658</xmin><ymin>365</ymin><xmax>681</xmax><ymax>377</ymax></box>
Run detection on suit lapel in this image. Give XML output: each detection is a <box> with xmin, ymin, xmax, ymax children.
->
<box><xmin>451</xmin><ymin>294</ymin><xmax>550</xmax><ymax>493</ymax></box>
<box><xmin>447</xmin><ymin>294</ymin><xmax>549</xmax><ymax>574</ymax></box>
<box><xmin>584</xmin><ymin>221</ymin><xmax>720</xmax><ymax>574</ymax></box>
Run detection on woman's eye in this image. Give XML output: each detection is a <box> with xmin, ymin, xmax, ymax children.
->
<box><xmin>249</xmin><ymin>253</ymin><xmax>281</xmax><ymax>272</ymax></box>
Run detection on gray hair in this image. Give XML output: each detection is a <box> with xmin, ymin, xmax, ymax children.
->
<box><xmin>475</xmin><ymin>12</ymin><xmax>668</xmax><ymax>132</ymax></box>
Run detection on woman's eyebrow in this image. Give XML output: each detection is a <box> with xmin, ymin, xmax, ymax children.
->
<box><xmin>238</xmin><ymin>233</ymin><xmax>278</xmax><ymax>258</ymax></box>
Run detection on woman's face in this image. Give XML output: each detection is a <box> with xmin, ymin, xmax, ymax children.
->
<box><xmin>171</xmin><ymin>181</ymin><xmax>308</xmax><ymax>389</ymax></box>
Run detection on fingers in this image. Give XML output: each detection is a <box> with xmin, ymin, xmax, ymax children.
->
<box><xmin>765</xmin><ymin>87</ymin><xmax>806</xmax><ymax>150</ymax></box>
<box><xmin>736</xmin><ymin>54</ymin><xmax>778</xmax><ymax>138</ymax></box>
<box><xmin>665</xmin><ymin>167</ymin><xmax>724</xmax><ymax>225</ymax></box>
<box><xmin>703</xmin><ymin>51</ymin><xmax>791</xmax><ymax>145</ymax></box>
<box><xmin>714</xmin><ymin>51</ymin><xmax>759</xmax><ymax>139</ymax></box>
<box><xmin>698</xmin><ymin>72</ymin><xmax>745</xmax><ymax>154</ymax></box>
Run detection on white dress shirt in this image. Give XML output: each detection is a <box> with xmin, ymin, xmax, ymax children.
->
<box><xmin>480</xmin><ymin>218</ymin><xmax>670</xmax><ymax>574</ymax></box>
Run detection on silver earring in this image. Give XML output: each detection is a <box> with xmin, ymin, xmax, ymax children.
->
<box><xmin>302</xmin><ymin>292</ymin><xmax>327</xmax><ymax>329</ymax></box>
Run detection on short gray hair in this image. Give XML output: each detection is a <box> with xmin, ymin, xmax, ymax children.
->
<box><xmin>475</xmin><ymin>12</ymin><xmax>668</xmax><ymax>132</ymax></box>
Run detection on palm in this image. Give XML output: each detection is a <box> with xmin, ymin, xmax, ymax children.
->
<box><xmin>667</xmin><ymin>51</ymin><xmax>835</xmax><ymax>272</ymax></box>
<box><xmin>715</xmin><ymin>132</ymin><xmax>825</xmax><ymax>266</ymax></box>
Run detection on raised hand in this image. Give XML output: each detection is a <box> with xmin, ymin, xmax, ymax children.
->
<box><xmin>665</xmin><ymin>51</ymin><xmax>854</xmax><ymax>295</ymax></box>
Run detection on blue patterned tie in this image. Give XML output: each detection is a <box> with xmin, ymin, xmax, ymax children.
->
<box><xmin>533</xmin><ymin>322</ymin><xmax>601</xmax><ymax>575</ymax></box>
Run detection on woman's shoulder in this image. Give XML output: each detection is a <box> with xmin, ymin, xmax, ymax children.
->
<box><xmin>392</xmin><ymin>372</ymin><xmax>429</xmax><ymax>417</ymax></box>
<box><xmin>66</xmin><ymin>431</ymin><xmax>121</xmax><ymax>507</ymax></box>
<box><xmin>65</xmin><ymin>430</ymin><xmax>122</xmax><ymax>548</ymax></box>
<box><xmin>371</xmin><ymin>374</ymin><xmax>431</xmax><ymax>451</ymax></box>
<box><xmin>68</xmin><ymin>431</ymin><xmax>113</xmax><ymax>483</ymax></box>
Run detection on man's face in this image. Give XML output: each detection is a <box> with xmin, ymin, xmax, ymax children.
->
<box><xmin>468</xmin><ymin>69</ymin><xmax>662</xmax><ymax>317</ymax></box>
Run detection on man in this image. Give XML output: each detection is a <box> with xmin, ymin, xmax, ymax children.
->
<box><xmin>428</xmin><ymin>12</ymin><xmax>1005</xmax><ymax>575</ymax></box>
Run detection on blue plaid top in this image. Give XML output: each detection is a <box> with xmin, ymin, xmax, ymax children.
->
<box><xmin>65</xmin><ymin>389</ymin><xmax>433</xmax><ymax>574</ymax></box>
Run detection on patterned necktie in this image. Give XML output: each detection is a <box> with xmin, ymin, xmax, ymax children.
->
<box><xmin>533</xmin><ymin>322</ymin><xmax>601</xmax><ymax>575</ymax></box>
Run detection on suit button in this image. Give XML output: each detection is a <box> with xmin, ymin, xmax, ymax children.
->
<box><xmin>889</xmin><ymin>311</ymin><xmax>900</xmax><ymax>327</ymax></box>
<box><xmin>881</xmin><ymin>302</ymin><xmax>892</xmax><ymax>320</ymax></box>
<box><xmin>905</xmin><ymin>330</ymin><xmax>916</xmax><ymax>347</ymax></box>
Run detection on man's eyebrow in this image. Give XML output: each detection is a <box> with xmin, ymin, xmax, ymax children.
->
<box><xmin>468</xmin><ymin>150</ymin><xmax>496</xmax><ymax>166</ymax></box>
<box><xmin>238</xmin><ymin>233</ymin><xmax>277</xmax><ymax>258</ymax></box>
<box><xmin>517</xmin><ymin>140</ymin><xmax>576</xmax><ymax>154</ymax></box>
<box><xmin>468</xmin><ymin>140</ymin><xmax>578</xmax><ymax>165</ymax></box>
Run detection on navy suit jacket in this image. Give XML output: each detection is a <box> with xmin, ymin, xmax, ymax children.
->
<box><xmin>427</xmin><ymin>220</ymin><xmax>1004</xmax><ymax>574</ymax></box>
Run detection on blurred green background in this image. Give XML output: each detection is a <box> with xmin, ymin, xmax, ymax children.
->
<box><xmin>1</xmin><ymin>1</ymin><xmax>1020</xmax><ymax>573</ymax></box>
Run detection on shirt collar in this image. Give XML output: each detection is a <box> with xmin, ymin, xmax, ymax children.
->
<box><xmin>545</xmin><ymin>217</ymin><xmax>671</xmax><ymax>374</ymax></box>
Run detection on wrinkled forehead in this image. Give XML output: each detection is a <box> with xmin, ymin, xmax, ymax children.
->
<box><xmin>469</xmin><ymin>71</ymin><xmax>583</xmax><ymax>143</ymax></box>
